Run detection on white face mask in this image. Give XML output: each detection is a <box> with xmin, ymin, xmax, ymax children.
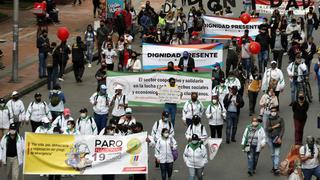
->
<box><xmin>163</xmin><ymin>133</ymin><xmax>169</xmax><ymax>138</ymax></box>
<box><xmin>67</xmin><ymin>125</ymin><xmax>72</xmax><ymax>129</ymax></box>
<box><xmin>163</xmin><ymin>117</ymin><xmax>169</xmax><ymax>122</ymax></box>
<box><xmin>212</xmin><ymin>99</ymin><xmax>217</xmax><ymax>104</ymax></box>
<box><xmin>192</xmin><ymin>140</ymin><xmax>198</xmax><ymax>144</ymax></box>
<box><xmin>107</xmin><ymin>131</ymin><xmax>114</xmax><ymax>135</ymax></box>
<box><xmin>270</xmin><ymin>112</ymin><xmax>277</xmax><ymax>117</ymax></box>
<box><xmin>80</xmin><ymin>113</ymin><xmax>86</xmax><ymax>118</ymax></box>
<box><xmin>9</xmin><ymin>130</ymin><xmax>16</xmax><ymax>135</ymax></box>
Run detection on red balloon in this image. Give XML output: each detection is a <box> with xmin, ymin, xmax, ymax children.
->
<box><xmin>249</xmin><ymin>42</ymin><xmax>261</xmax><ymax>54</ymax></box>
<box><xmin>57</xmin><ymin>27</ymin><xmax>70</xmax><ymax>41</ymax></box>
<box><xmin>240</xmin><ymin>13</ymin><xmax>251</xmax><ymax>24</ymax></box>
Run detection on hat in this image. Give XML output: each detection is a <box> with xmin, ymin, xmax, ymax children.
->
<box><xmin>162</xmin><ymin>111</ymin><xmax>169</xmax><ymax>118</ymax></box>
<box><xmin>9</xmin><ymin>123</ymin><xmax>17</xmax><ymax>130</ymax></box>
<box><xmin>100</xmin><ymin>84</ymin><xmax>107</xmax><ymax>90</ymax></box>
<box><xmin>114</xmin><ymin>84</ymin><xmax>123</xmax><ymax>90</ymax></box>
<box><xmin>11</xmin><ymin>91</ymin><xmax>18</xmax><ymax>96</ymax></box>
<box><xmin>63</xmin><ymin>108</ymin><xmax>71</xmax><ymax>116</ymax></box>
<box><xmin>34</xmin><ymin>92</ymin><xmax>42</xmax><ymax>97</ymax></box>
<box><xmin>125</xmin><ymin>108</ymin><xmax>132</xmax><ymax>114</ymax></box>
<box><xmin>0</xmin><ymin>98</ymin><xmax>5</xmax><ymax>103</ymax></box>
<box><xmin>191</xmin><ymin>134</ymin><xmax>200</xmax><ymax>141</ymax></box>
<box><xmin>41</xmin><ymin>116</ymin><xmax>50</xmax><ymax>123</ymax></box>
<box><xmin>79</xmin><ymin>108</ymin><xmax>88</xmax><ymax>113</ymax></box>
<box><xmin>271</xmin><ymin>60</ymin><xmax>277</xmax><ymax>64</ymax></box>
<box><xmin>214</xmin><ymin>62</ymin><xmax>220</xmax><ymax>68</ymax></box>
<box><xmin>220</xmin><ymin>78</ymin><xmax>225</xmax><ymax>83</ymax></box>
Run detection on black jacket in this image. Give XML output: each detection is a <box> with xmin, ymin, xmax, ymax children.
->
<box><xmin>178</xmin><ymin>57</ymin><xmax>195</xmax><ymax>72</ymax></box>
<box><xmin>301</xmin><ymin>42</ymin><xmax>316</xmax><ymax>60</ymax></box>
<box><xmin>223</xmin><ymin>93</ymin><xmax>244</xmax><ymax>114</ymax></box>
<box><xmin>37</xmin><ymin>36</ymin><xmax>49</xmax><ymax>53</ymax></box>
<box><xmin>72</xmin><ymin>42</ymin><xmax>87</xmax><ymax>65</ymax></box>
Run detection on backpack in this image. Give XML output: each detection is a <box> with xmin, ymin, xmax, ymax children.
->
<box><xmin>77</xmin><ymin>116</ymin><xmax>95</xmax><ymax>132</ymax></box>
<box><xmin>156</xmin><ymin>120</ymin><xmax>172</xmax><ymax>131</ymax></box>
<box><xmin>190</xmin><ymin>124</ymin><xmax>204</xmax><ymax>135</ymax></box>
<box><xmin>50</xmin><ymin>91</ymin><xmax>61</xmax><ymax>107</ymax></box>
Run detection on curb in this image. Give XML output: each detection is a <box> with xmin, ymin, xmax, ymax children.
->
<box><xmin>3</xmin><ymin>64</ymin><xmax>74</xmax><ymax>101</ymax></box>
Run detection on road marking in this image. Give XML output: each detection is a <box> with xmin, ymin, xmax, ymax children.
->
<box><xmin>0</xmin><ymin>28</ymin><xmax>24</xmax><ymax>39</ymax></box>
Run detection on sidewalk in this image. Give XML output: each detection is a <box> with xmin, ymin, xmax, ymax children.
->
<box><xmin>0</xmin><ymin>1</ymin><xmax>95</xmax><ymax>98</ymax></box>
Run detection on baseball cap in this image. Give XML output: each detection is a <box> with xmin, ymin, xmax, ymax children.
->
<box><xmin>9</xmin><ymin>123</ymin><xmax>17</xmax><ymax>130</ymax></box>
<box><xmin>79</xmin><ymin>108</ymin><xmax>88</xmax><ymax>113</ymax></box>
<box><xmin>125</xmin><ymin>108</ymin><xmax>132</xmax><ymax>114</ymax></box>
<box><xmin>34</xmin><ymin>92</ymin><xmax>42</xmax><ymax>97</ymax></box>
<box><xmin>114</xmin><ymin>84</ymin><xmax>123</xmax><ymax>90</ymax></box>
<box><xmin>63</xmin><ymin>108</ymin><xmax>71</xmax><ymax>116</ymax></box>
<box><xmin>271</xmin><ymin>61</ymin><xmax>277</xmax><ymax>64</ymax></box>
<box><xmin>11</xmin><ymin>91</ymin><xmax>18</xmax><ymax>96</ymax></box>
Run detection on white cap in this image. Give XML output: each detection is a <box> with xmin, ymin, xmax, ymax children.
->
<box><xmin>11</xmin><ymin>91</ymin><xmax>18</xmax><ymax>96</ymax></box>
<box><xmin>41</xmin><ymin>116</ymin><xmax>50</xmax><ymax>123</ymax></box>
<box><xmin>125</xmin><ymin>108</ymin><xmax>132</xmax><ymax>114</ymax></box>
<box><xmin>100</xmin><ymin>84</ymin><xmax>107</xmax><ymax>90</ymax></box>
<box><xmin>271</xmin><ymin>60</ymin><xmax>277</xmax><ymax>64</ymax></box>
<box><xmin>114</xmin><ymin>84</ymin><xmax>123</xmax><ymax>90</ymax></box>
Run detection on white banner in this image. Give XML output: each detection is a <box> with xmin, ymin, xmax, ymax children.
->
<box><xmin>202</xmin><ymin>15</ymin><xmax>264</xmax><ymax>39</ymax></box>
<box><xmin>24</xmin><ymin>132</ymin><xmax>148</xmax><ymax>175</ymax></box>
<box><xmin>142</xmin><ymin>43</ymin><xmax>223</xmax><ymax>70</ymax></box>
<box><xmin>107</xmin><ymin>71</ymin><xmax>212</xmax><ymax>106</ymax></box>
<box><xmin>255</xmin><ymin>0</ymin><xmax>314</xmax><ymax>15</ymax></box>
<box><xmin>158</xmin><ymin>86</ymin><xmax>181</xmax><ymax>104</ymax></box>
<box><xmin>207</xmin><ymin>138</ymin><xmax>223</xmax><ymax>160</ymax></box>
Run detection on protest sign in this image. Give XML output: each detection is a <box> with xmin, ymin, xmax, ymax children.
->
<box><xmin>202</xmin><ymin>15</ymin><xmax>264</xmax><ymax>39</ymax></box>
<box><xmin>107</xmin><ymin>71</ymin><xmax>212</xmax><ymax>107</ymax></box>
<box><xmin>24</xmin><ymin>132</ymin><xmax>148</xmax><ymax>175</ymax></box>
<box><xmin>158</xmin><ymin>86</ymin><xmax>181</xmax><ymax>104</ymax></box>
<box><xmin>255</xmin><ymin>0</ymin><xmax>314</xmax><ymax>15</ymax></box>
<box><xmin>142</xmin><ymin>43</ymin><xmax>223</xmax><ymax>70</ymax></box>
<box><xmin>207</xmin><ymin>138</ymin><xmax>223</xmax><ymax>160</ymax></box>
<box><xmin>107</xmin><ymin>0</ymin><xmax>124</xmax><ymax>17</ymax></box>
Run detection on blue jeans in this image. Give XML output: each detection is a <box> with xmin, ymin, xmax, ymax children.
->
<box><xmin>164</xmin><ymin>103</ymin><xmax>177</xmax><ymax>127</ymax></box>
<box><xmin>94</xmin><ymin>113</ymin><xmax>108</xmax><ymax>133</ymax></box>
<box><xmin>262</xmin><ymin>113</ymin><xmax>269</xmax><ymax>130</ymax></box>
<box><xmin>242</xmin><ymin>58</ymin><xmax>251</xmax><ymax>78</ymax></box>
<box><xmin>302</xmin><ymin>166</ymin><xmax>320</xmax><ymax>180</ymax></box>
<box><xmin>258</xmin><ymin>50</ymin><xmax>269</xmax><ymax>73</ymax></box>
<box><xmin>307</xmin><ymin>24</ymin><xmax>314</xmax><ymax>38</ymax></box>
<box><xmin>160</xmin><ymin>162</ymin><xmax>173</xmax><ymax>180</ymax></box>
<box><xmin>39</xmin><ymin>52</ymin><xmax>47</xmax><ymax>77</ymax></box>
<box><xmin>290</xmin><ymin>81</ymin><xmax>298</xmax><ymax>103</ymax></box>
<box><xmin>86</xmin><ymin>41</ymin><xmax>94</xmax><ymax>64</ymax></box>
<box><xmin>247</xmin><ymin>145</ymin><xmax>260</xmax><ymax>173</ymax></box>
<box><xmin>226</xmin><ymin>112</ymin><xmax>238</xmax><ymax>141</ymax></box>
<box><xmin>267</xmin><ymin>138</ymin><xmax>281</xmax><ymax>170</ymax></box>
<box><xmin>47</xmin><ymin>67</ymin><xmax>58</xmax><ymax>90</ymax></box>
<box><xmin>188</xmin><ymin>167</ymin><xmax>204</xmax><ymax>180</ymax></box>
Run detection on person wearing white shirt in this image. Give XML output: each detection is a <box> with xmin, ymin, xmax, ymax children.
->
<box><xmin>25</xmin><ymin>93</ymin><xmax>52</xmax><ymax>132</ymax></box>
<box><xmin>287</xmin><ymin>56</ymin><xmax>308</xmax><ymax>105</ymax></box>
<box><xmin>118</xmin><ymin>108</ymin><xmax>136</xmax><ymax>126</ymax></box>
<box><xmin>225</xmin><ymin>72</ymin><xmax>241</xmax><ymax>90</ymax></box>
<box><xmin>299</xmin><ymin>136</ymin><xmax>320</xmax><ymax>180</ymax></box>
<box><xmin>261</xmin><ymin>61</ymin><xmax>285</xmax><ymax>107</ymax></box>
<box><xmin>76</xmin><ymin>108</ymin><xmax>98</xmax><ymax>135</ymax></box>
<box><xmin>6</xmin><ymin>91</ymin><xmax>25</xmax><ymax>131</ymax></box>
<box><xmin>155</xmin><ymin>128</ymin><xmax>177</xmax><ymax>180</ymax></box>
<box><xmin>52</xmin><ymin>108</ymin><xmax>74</xmax><ymax>133</ymax></box>
<box><xmin>286</xmin><ymin>18</ymin><xmax>301</xmax><ymax>47</ymax></box>
<box><xmin>101</xmin><ymin>43</ymin><xmax>117</xmax><ymax>71</ymax></box>
<box><xmin>126</xmin><ymin>52</ymin><xmax>141</xmax><ymax>72</ymax></box>
<box><xmin>0</xmin><ymin>123</ymin><xmax>24</xmax><ymax>180</ymax></box>
<box><xmin>206</xmin><ymin>95</ymin><xmax>226</xmax><ymax>138</ymax></box>
<box><xmin>0</xmin><ymin>98</ymin><xmax>13</xmax><ymax>140</ymax></box>
<box><xmin>185</xmin><ymin>115</ymin><xmax>208</xmax><ymax>142</ymax></box>
<box><xmin>84</xmin><ymin>24</ymin><xmax>96</xmax><ymax>68</ymax></box>
<box><xmin>151</xmin><ymin>111</ymin><xmax>175</xmax><ymax>146</ymax></box>
<box><xmin>110</xmin><ymin>85</ymin><xmax>128</xmax><ymax>122</ymax></box>
<box><xmin>212</xmin><ymin>79</ymin><xmax>229</xmax><ymax>108</ymax></box>
<box><xmin>63</xmin><ymin>120</ymin><xmax>80</xmax><ymax>135</ymax></box>
<box><xmin>89</xmin><ymin>84</ymin><xmax>110</xmax><ymax>133</ymax></box>
<box><xmin>124</xmin><ymin>32</ymin><xmax>133</xmax><ymax>49</ymax></box>
<box><xmin>35</xmin><ymin>117</ymin><xmax>54</xmax><ymax>134</ymax></box>
<box><xmin>182</xmin><ymin>92</ymin><xmax>204</xmax><ymax>127</ymax></box>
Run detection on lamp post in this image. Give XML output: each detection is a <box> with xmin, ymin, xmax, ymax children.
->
<box><xmin>11</xmin><ymin>0</ymin><xmax>19</xmax><ymax>82</ymax></box>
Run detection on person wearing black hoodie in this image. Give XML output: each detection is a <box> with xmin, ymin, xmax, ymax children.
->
<box><xmin>72</xmin><ymin>36</ymin><xmax>87</xmax><ymax>82</ymax></box>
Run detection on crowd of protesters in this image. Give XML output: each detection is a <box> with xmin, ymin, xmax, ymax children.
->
<box><xmin>2</xmin><ymin>1</ymin><xmax>320</xmax><ymax>180</ymax></box>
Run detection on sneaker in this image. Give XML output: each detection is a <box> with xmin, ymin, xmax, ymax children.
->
<box><xmin>226</xmin><ymin>140</ymin><xmax>230</xmax><ymax>144</ymax></box>
<box><xmin>248</xmin><ymin>171</ymin><xmax>253</xmax><ymax>176</ymax></box>
<box><xmin>283</xmin><ymin>52</ymin><xmax>287</xmax><ymax>55</ymax></box>
<box><xmin>231</xmin><ymin>139</ymin><xmax>237</xmax><ymax>142</ymax></box>
<box><xmin>88</xmin><ymin>63</ymin><xmax>92</xmax><ymax>68</ymax></box>
<box><xmin>58</xmin><ymin>78</ymin><xmax>64</xmax><ymax>81</ymax></box>
<box><xmin>273</xmin><ymin>169</ymin><xmax>280</xmax><ymax>176</ymax></box>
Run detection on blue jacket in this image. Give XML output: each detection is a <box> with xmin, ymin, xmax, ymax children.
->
<box><xmin>314</xmin><ymin>63</ymin><xmax>320</xmax><ymax>84</ymax></box>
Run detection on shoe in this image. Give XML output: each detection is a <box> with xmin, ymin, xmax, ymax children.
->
<box><xmin>273</xmin><ymin>169</ymin><xmax>280</xmax><ymax>176</ymax></box>
<box><xmin>226</xmin><ymin>140</ymin><xmax>230</xmax><ymax>144</ymax></box>
<box><xmin>58</xmin><ymin>78</ymin><xmax>64</xmax><ymax>81</ymax></box>
<box><xmin>231</xmin><ymin>139</ymin><xmax>236</xmax><ymax>142</ymax></box>
<box><xmin>249</xmin><ymin>113</ymin><xmax>252</xmax><ymax>116</ymax></box>
<box><xmin>289</xmin><ymin>102</ymin><xmax>293</xmax><ymax>106</ymax></box>
<box><xmin>248</xmin><ymin>171</ymin><xmax>253</xmax><ymax>176</ymax></box>
<box><xmin>88</xmin><ymin>63</ymin><xmax>92</xmax><ymax>68</ymax></box>
<box><xmin>253</xmin><ymin>170</ymin><xmax>256</xmax><ymax>174</ymax></box>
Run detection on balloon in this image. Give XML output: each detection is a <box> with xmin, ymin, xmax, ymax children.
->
<box><xmin>249</xmin><ymin>42</ymin><xmax>261</xmax><ymax>54</ymax></box>
<box><xmin>240</xmin><ymin>13</ymin><xmax>251</xmax><ymax>24</ymax></box>
<box><xmin>57</xmin><ymin>27</ymin><xmax>70</xmax><ymax>41</ymax></box>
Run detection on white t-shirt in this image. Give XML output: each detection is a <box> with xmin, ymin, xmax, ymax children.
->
<box><xmin>111</xmin><ymin>94</ymin><xmax>128</xmax><ymax>117</ymax></box>
<box><xmin>300</xmin><ymin>144</ymin><xmax>319</xmax><ymax>169</ymax></box>
<box><xmin>102</xmin><ymin>49</ymin><xmax>117</xmax><ymax>64</ymax></box>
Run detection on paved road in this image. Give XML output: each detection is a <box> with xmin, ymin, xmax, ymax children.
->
<box><xmin>1</xmin><ymin>1</ymin><xmax>320</xmax><ymax>180</ymax></box>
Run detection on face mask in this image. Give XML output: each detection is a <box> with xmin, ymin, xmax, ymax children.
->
<box><xmin>299</xmin><ymin>96</ymin><xmax>304</xmax><ymax>101</ymax></box>
<box><xmin>163</xmin><ymin>117</ymin><xmax>169</xmax><ymax>122</ymax></box>
<box><xmin>157</xmin><ymin>31</ymin><xmax>161</xmax><ymax>34</ymax></box>
<box><xmin>163</xmin><ymin>133</ymin><xmax>169</xmax><ymax>138</ymax></box>
<box><xmin>107</xmin><ymin>131</ymin><xmax>114</xmax><ymax>135</ymax></box>
<box><xmin>276</xmin><ymin>31</ymin><xmax>280</xmax><ymax>35</ymax></box>
<box><xmin>212</xmin><ymin>99</ymin><xmax>217</xmax><ymax>104</ymax></box>
<box><xmin>9</xmin><ymin>130</ymin><xmax>16</xmax><ymax>135</ymax></box>
<box><xmin>0</xmin><ymin>103</ymin><xmax>5</xmax><ymax>107</ymax></box>
<box><xmin>35</xmin><ymin>98</ymin><xmax>41</xmax><ymax>102</ymax></box>
<box><xmin>43</xmin><ymin>123</ymin><xmax>50</xmax><ymax>128</ymax></box>
<box><xmin>191</xmin><ymin>97</ymin><xmax>197</xmax><ymax>102</ymax></box>
<box><xmin>252</xmin><ymin>122</ymin><xmax>259</xmax><ymax>127</ymax></box>
<box><xmin>193</xmin><ymin>120</ymin><xmax>200</xmax><ymax>125</ymax></box>
<box><xmin>100</xmin><ymin>90</ymin><xmax>106</xmax><ymax>95</ymax></box>
<box><xmin>12</xmin><ymin>97</ymin><xmax>18</xmax><ymax>101</ymax></box>
<box><xmin>67</xmin><ymin>125</ymin><xmax>72</xmax><ymax>129</ymax></box>
<box><xmin>192</xmin><ymin>140</ymin><xmax>198</xmax><ymax>144</ymax></box>
<box><xmin>108</xmin><ymin>48</ymin><xmax>112</xmax><ymax>51</ymax></box>
<box><xmin>80</xmin><ymin>113</ymin><xmax>86</xmax><ymax>118</ymax></box>
<box><xmin>270</xmin><ymin>112</ymin><xmax>277</xmax><ymax>117</ymax></box>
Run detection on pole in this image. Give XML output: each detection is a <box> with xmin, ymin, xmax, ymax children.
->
<box><xmin>11</xmin><ymin>0</ymin><xmax>19</xmax><ymax>82</ymax></box>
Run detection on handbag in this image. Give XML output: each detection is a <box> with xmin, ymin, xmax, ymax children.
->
<box><xmin>272</xmin><ymin>136</ymin><xmax>282</xmax><ymax>147</ymax></box>
<box><xmin>244</xmin><ymin>128</ymin><xmax>257</xmax><ymax>152</ymax></box>
<box><xmin>170</xmin><ymin>138</ymin><xmax>178</xmax><ymax>161</ymax></box>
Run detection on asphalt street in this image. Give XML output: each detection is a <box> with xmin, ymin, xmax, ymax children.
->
<box><xmin>1</xmin><ymin>1</ymin><xmax>320</xmax><ymax>180</ymax></box>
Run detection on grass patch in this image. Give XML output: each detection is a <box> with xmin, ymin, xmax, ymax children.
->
<box><xmin>0</xmin><ymin>0</ymin><xmax>34</xmax><ymax>10</ymax></box>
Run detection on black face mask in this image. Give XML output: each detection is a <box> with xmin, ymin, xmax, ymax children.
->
<box><xmin>193</xmin><ymin>119</ymin><xmax>200</xmax><ymax>125</ymax></box>
<box><xmin>35</xmin><ymin>98</ymin><xmax>41</xmax><ymax>103</ymax></box>
<box><xmin>108</xmin><ymin>48</ymin><xmax>112</xmax><ymax>51</ymax></box>
<box><xmin>299</xmin><ymin>96</ymin><xmax>305</xmax><ymax>101</ymax></box>
<box><xmin>12</xmin><ymin>97</ymin><xmax>18</xmax><ymax>101</ymax></box>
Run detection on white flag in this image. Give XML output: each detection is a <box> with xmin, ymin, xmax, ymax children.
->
<box><xmin>207</xmin><ymin>138</ymin><xmax>222</xmax><ymax>160</ymax></box>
